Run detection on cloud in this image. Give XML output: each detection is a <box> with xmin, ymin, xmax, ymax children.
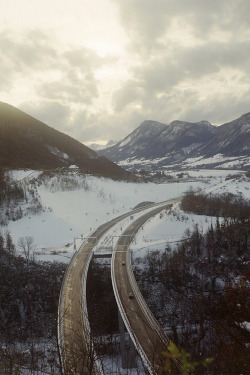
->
<box><xmin>112</xmin><ymin>0</ymin><xmax>250</xmax><ymax>49</ymax></box>
<box><xmin>0</xmin><ymin>29</ymin><xmax>105</xmax><ymax>103</ymax></box>
<box><xmin>21</xmin><ymin>101</ymin><xmax>72</xmax><ymax>130</ymax></box>
<box><xmin>0</xmin><ymin>29</ymin><xmax>57</xmax><ymax>74</ymax></box>
<box><xmin>0</xmin><ymin>28</ymin><xmax>107</xmax><ymax>137</ymax></box>
<box><xmin>37</xmin><ymin>69</ymin><xmax>98</xmax><ymax>105</ymax></box>
<box><xmin>110</xmin><ymin>38</ymin><xmax>250</xmax><ymax>124</ymax></box>
<box><xmin>112</xmin><ymin>80</ymin><xmax>144</xmax><ymax>112</ymax></box>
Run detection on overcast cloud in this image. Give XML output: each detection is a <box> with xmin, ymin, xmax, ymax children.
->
<box><xmin>0</xmin><ymin>0</ymin><xmax>250</xmax><ymax>144</ymax></box>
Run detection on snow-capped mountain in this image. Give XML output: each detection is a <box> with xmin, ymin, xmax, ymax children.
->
<box><xmin>99</xmin><ymin>120</ymin><xmax>167</xmax><ymax>161</ymax></box>
<box><xmin>89</xmin><ymin>139</ymin><xmax>118</xmax><ymax>151</ymax></box>
<box><xmin>98</xmin><ymin>114</ymin><xmax>250</xmax><ymax>170</ymax></box>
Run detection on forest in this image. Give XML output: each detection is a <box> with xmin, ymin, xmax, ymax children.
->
<box><xmin>0</xmin><ymin>235</ymin><xmax>66</xmax><ymax>374</ymax></box>
<box><xmin>133</xmin><ymin>191</ymin><xmax>250</xmax><ymax>374</ymax></box>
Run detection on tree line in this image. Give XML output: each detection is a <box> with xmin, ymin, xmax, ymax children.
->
<box><xmin>181</xmin><ymin>189</ymin><xmax>250</xmax><ymax>221</ymax></box>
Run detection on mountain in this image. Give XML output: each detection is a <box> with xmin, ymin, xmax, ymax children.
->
<box><xmin>100</xmin><ymin>120</ymin><xmax>167</xmax><ymax>161</ymax></box>
<box><xmin>88</xmin><ymin>143</ymin><xmax>106</xmax><ymax>151</ymax></box>
<box><xmin>89</xmin><ymin>140</ymin><xmax>118</xmax><ymax>151</ymax></box>
<box><xmin>98</xmin><ymin>114</ymin><xmax>250</xmax><ymax>171</ymax></box>
<box><xmin>0</xmin><ymin>102</ymin><xmax>130</xmax><ymax>179</ymax></box>
<box><xmin>199</xmin><ymin>113</ymin><xmax>250</xmax><ymax>157</ymax></box>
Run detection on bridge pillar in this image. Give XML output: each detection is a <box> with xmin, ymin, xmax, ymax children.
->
<box><xmin>118</xmin><ymin>310</ymin><xmax>136</xmax><ymax>369</ymax></box>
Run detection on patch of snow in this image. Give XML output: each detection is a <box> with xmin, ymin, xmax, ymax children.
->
<box><xmin>131</xmin><ymin>205</ymin><xmax>217</xmax><ymax>259</ymax></box>
<box><xmin>239</xmin><ymin>321</ymin><xmax>250</xmax><ymax>332</ymax></box>
<box><xmin>119</xmin><ymin>135</ymin><xmax>133</xmax><ymax>147</ymax></box>
<box><xmin>47</xmin><ymin>146</ymin><xmax>69</xmax><ymax>160</ymax></box>
<box><xmin>182</xmin><ymin>143</ymin><xmax>202</xmax><ymax>155</ymax></box>
<box><xmin>183</xmin><ymin>154</ymin><xmax>250</xmax><ymax>169</ymax></box>
<box><xmin>69</xmin><ymin>165</ymin><xmax>79</xmax><ymax>169</ymax></box>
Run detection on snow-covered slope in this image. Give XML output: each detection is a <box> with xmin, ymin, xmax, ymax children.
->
<box><xmin>3</xmin><ymin>169</ymin><xmax>249</xmax><ymax>263</ymax></box>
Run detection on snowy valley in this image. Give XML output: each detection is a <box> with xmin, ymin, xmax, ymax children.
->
<box><xmin>4</xmin><ymin>168</ymin><xmax>249</xmax><ymax>259</ymax></box>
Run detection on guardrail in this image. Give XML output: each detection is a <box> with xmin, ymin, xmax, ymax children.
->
<box><xmin>81</xmin><ymin>242</ymin><xmax>104</xmax><ymax>375</ymax></box>
<box><xmin>127</xmin><ymin>249</ymin><xmax>169</xmax><ymax>347</ymax></box>
<box><xmin>57</xmin><ymin>242</ymin><xmax>82</xmax><ymax>372</ymax></box>
<box><xmin>57</xmin><ymin>233</ymin><xmax>104</xmax><ymax>375</ymax></box>
<box><xmin>111</xmin><ymin>248</ymin><xmax>155</xmax><ymax>375</ymax></box>
<box><xmin>127</xmin><ymin>205</ymin><xmax>182</xmax><ymax>374</ymax></box>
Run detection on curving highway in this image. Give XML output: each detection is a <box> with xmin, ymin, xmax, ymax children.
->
<box><xmin>58</xmin><ymin>199</ymin><xmax>181</xmax><ymax>374</ymax></box>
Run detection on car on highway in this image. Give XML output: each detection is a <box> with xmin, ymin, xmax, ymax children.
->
<box><xmin>129</xmin><ymin>293</ymin><xmax>134</xmax><ymax>299</ymax></box>
<box><xmin>122</xmin><ymin>261</ymin><xmax>125</xmax><ymax>265</ymax></box>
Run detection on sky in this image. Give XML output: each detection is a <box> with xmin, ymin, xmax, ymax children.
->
<box><xmin>1</xmin><ymin>0</ymin><xmax>250</xmax><ymax>145</ymax></box>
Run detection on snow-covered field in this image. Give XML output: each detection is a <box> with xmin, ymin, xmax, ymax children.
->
<box><xmin>118</xmin><ymin>153</ymin><xmax>250</xmax><ymax>171</ymax></box>
<box><xmin>5</xmin><ymin>168</ymin><xmax>250</xmax><ymax>263</ymax></box>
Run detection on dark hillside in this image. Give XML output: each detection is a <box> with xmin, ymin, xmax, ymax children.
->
<box><xmin>0</xmin><ymin>102</ymin><xmax>130</xmax><ymax>179</ymax></box>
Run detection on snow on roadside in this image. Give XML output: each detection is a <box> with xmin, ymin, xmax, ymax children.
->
<box><xmin>131</xmin><ymin>173</ymin><xmax>250</xmax><ymax>259</ymax></box>
<box><xmin>131</xmin><ymin>204</ymin><xmax>216</xmax><ymax>259</ymax></box>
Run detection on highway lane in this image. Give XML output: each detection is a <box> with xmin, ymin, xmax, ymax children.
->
<box><xmin>112</xmin><ymin>202</ymin><xmax>182</xmax><ymax>375</ymax></box>
<box><xmin>59</xmin><ymin>236</ymin><xmax>99</xmax><ymax>374</ymax></box>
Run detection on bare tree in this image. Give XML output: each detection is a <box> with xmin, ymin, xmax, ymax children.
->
<box><xmin>5</xmin><ymin>230</ymin><xmax>15</xmax><ymax>264</ymax></box>
<box><xmin>18</xmin><ymin>236</ymin><xmax>36</xmax><ymax>265</ymax></box>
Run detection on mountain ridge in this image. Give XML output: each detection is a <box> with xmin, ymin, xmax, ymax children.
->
<box><xmin>0</xmin><ymin>102</ymin><xmax>131</xmax><ymax>179</ymax></box>
<box><xmin>98</xmin><ymin>114</ymin><xmax>250</xmax><ymax>170</ymax></box>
